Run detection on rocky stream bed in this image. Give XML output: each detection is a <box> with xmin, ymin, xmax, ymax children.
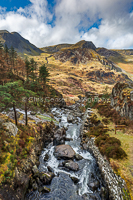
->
<box><xmin>24</xmin><ymin>105</ymin><xmax>109</xmax><ymax>200</ymax></box>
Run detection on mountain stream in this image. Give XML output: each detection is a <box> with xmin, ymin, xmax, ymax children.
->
<box><xmin>26</xmin><ymin>107</ymin><xmax>108</xmax><ymax>200</ymax></box>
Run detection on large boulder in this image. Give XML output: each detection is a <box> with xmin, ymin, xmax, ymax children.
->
<box><xmin>64</xmin><ymin>160</ymin><xmax>79</xmax><ymax>171</ymax></box>
<box><xmin>53</xmin><ymin>128</ymin><xmax>66</xmax><ymax>145</ymax></box>
<box><xmin>54</xmin><ymin>144</ymin><xmax>75</xmax><ymax>159</ymax></box>
<box><xmin>3</xmin><ymin>122</ymin><xmax>18</xmax><ymax>137</ymax></box>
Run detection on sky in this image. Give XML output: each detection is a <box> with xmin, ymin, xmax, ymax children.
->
<box><xmin>0</xmin><ymin>0</ymin><xmax>133</xmax><ymax>49</ymax></box>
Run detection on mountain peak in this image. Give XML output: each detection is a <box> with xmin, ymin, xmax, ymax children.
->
<box><xmin>71</xmin><ymin>40</ymin><xmax>96</xmax><ymax>50</ymax></box>
<box><xmin>0</xmin><ymin>30</ymin><xmax>43</xmax><ymax>55</ymax></box>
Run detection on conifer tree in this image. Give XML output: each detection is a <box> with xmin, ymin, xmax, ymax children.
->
<box><xmin>0</xmin><ymin>81</ymin><xmax>36</xmax><ymax>126</ymax></box>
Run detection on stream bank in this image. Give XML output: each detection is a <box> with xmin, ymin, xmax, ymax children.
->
<box><xmin>81</xmin><ymin>108</ymin><xmax>130</xmax><ymax>200</ymax></box>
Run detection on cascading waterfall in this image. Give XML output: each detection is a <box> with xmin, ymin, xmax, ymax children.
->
<box><xmin>26</xmin><ymin>107</ymin><xmax>108</xmax><ymax>200</ymax></box>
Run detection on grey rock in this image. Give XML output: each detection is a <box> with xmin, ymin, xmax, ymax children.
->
<box><xmin>32</xmin><ymin>165</ymin><xmax>39</xmax><ymax>174</ymax></box>
<box><xmin>70</xmin><ymin>176</ymin><xmax>79</xmax><ymax>183</ymax></box>
<box><xmin>47</xmin><ymin>166</ymin><xmax>54</xmax><ymax>173</ymax></box>
<box><xmin>53</xmin><ymin>127</ymin><xmax>66</xmax><ymax>145</ymax></box>
<box><xmin>88</xmin><ymin>180</ymin><xmax>100</xmax><ymax>191</ymax></box>
<box><xmin>67</xmin><ymin>115</ymin><xmax>73</xmax><ymax>123</ymax></box>
<box><xmin>8</xmin><ymin>111</ymin><xmax>20</xmax><ymax>120</ymax></box>
<box><xmin>54</xmin><ymin>144</ymin><xmax>76</xmax><ymax>159</ymax></box>
<box><xmin>39</xmin><ymin>172</ymin><xmax>55</xmax><ymax>185</ymax></box>
<box><xmin>64</xmin><ymin>160</ymin><xmax>79</xmax><ymax>171</ymax></box>
<box><xmin>3</xmin><ymin>122</ymin><xmax>18</xmax><ymax>137</ymax></box>
<box><xmin>44</xmin><ymin>153</ymin><xmax>49</xmax><ymax>161</ymax></box>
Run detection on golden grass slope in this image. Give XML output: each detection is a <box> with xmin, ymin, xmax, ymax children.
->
<box><xmin>27</xmin><ymin>51</ymin><xmax>131</xmax><ymax>101</ymax></box>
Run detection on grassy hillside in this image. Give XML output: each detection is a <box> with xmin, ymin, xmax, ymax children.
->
<box><xmin>28</xmin><ymin>50</ymin><xmax>131</xmax><ymax>102</ymax></box>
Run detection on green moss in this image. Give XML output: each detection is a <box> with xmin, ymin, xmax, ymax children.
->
<box><xmin>36</xmin><ymin>115</ymin><xmax>59</xmax><ymax>124</ymax></box>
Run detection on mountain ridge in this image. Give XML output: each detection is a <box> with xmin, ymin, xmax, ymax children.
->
<box><xmin>0</xmin><ymin>30</ymin><xmax>43</xmax><ymax>56</ymax></box>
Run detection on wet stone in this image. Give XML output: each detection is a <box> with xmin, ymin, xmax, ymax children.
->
<box><xmin>75</xmin><ymin>153</ymin><xmax>83</xmax><ymax>160</ymax></box>
<box><xmin>44</xmin><ymin>153</ymin><xmax>49</xmax><ymax>161</ymax></box>
<box><xmin>47</xmin><ymin>166</ymin><xmax>54</xmax><ymax>173</ymax></box>
<box><xmin>54</xmin><ymin>144</ymin><xmax>76</xmax><ymax>159</ymax></box>
<box><xmin>32</xmin><ymin>165</ymin><xmax>39</xmax><ymax>174</ymax></box>
<box><xmin>70</xmin><ymin>176</ymin><xmax>79</xmax><ymax>183</ymax></box>
<box><xmin>64</xmin><ymin>160</ymin><xmax>79</xmax><ymax>171</ymax></box>
<box><xmin>39</xmin><ymin>172</ymin><xmax>55</xmax><ymax>185</ymax></box>
<box><xmin>67</xmin><ymin>115</ymin><xmax>74</xmax><ymax>123</ymax></box>
<box><xmin>88</xmin><ymin>180</ymin><xmax>100</xmax><ymax>191</ymax></box>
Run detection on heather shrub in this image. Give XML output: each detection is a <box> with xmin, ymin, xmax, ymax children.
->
<box><xmin>95</xmin><ymin>135</ymin><xmax>109</xmax><ymax>146</ymax></box>
<box><xmin>102</xmin><ymin>118</ymin><xmax>109</xmax><ymax>125</ymax></box>
<box><xmin>95</xmin><ymin>135</ymin><xmax>126</xmax><ymax>160</ymax></box>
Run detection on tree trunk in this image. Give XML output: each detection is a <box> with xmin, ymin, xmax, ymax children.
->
<box><xmin>13</xmin><ymin>102</ymin><xmax>17</xmax><ymax>126</ymax></box>
<box><xmin>25</xmin><ymin>98</ymin><xmax>28</xmax><ymax>126</ymax></box>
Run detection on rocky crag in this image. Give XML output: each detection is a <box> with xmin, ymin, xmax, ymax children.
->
<box><xmin>111</xmin><ymin>82</ymin><xmax>133</xmax><ymax>120</ymax></box>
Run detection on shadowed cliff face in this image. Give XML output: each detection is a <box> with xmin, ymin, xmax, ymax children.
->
<box><xmin>0</xmin><ymin>30</ymin><xmax>43</xmax><ymax>55</ymax></box>
<box><xmin>96</xmin><ymin>48</ymin><xmax>120</xmax><ymax>58</ymax></box>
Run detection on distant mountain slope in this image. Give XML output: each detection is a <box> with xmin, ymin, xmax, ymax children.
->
<box><xmin>53</xmin><ymin>40</ymin><xmax>97</xmax><ymax>64</ymax></box>
<box><xmin>28</xmin><ymin>40</ymin><xmax>133</xmax><ymax>100</ymax></box>
<box><xmin>41</xmin><ymin>40</ymin><xmax>96</xmax><ymax>54</ymax></box>
<box><xmin>41</xmin><ymin>44</ymin><xmax>73</xmax><ymax>53</ymax></box>
<box><xmin>0</xmin><ymin>30</ymin><xmax>43</xmax><ymax>56</ymax></box>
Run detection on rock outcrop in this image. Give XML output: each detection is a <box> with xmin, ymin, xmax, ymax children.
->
<box><xmin>53</xmin><ymin>127</ymin><xmax>66</xmax><ymax>145</ymax></box>
<box><xmin>3</xmin><ymin>122</ymin><xmax>18</xmax><ymax>137</ymax></box>
<box><xmin>110</xmin><ymin>82</ymin><xmax>133</xmax><ymax>120</ymax></box>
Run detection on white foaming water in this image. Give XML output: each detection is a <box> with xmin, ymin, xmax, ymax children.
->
<box><xmin>36</xmin><ymin>108</ymin><xmax>102</xmax><ymax>198</ymax></box>
<box><xmin>72</xmin><ymin>147</ymin><xmax>93</xmax><ymax>161</ymax></box>
<box><xmin>40</xmin><ymin>146</ymin><xmax>80</xmax><ymax>180</ymax></box>
<box><xmin>71</xmin><ymin>128</ymin><xmax>77</xmax><ymax>140</ymax></box>
<box><xmin>46</xmin><ymin>146</ymin><xmax>59</xmax><ymax>175</ymax></box>
<box><xmin>16</xmin><ymin>108</ymin><xmax>31</xmax><ymax>115</ymax></box>
<box><xmin>78</xmin><ymin>164</ymin><xmax>92</xmax><ymax>195</ymax></box>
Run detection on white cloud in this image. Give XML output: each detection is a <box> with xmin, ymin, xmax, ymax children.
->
<box><xmin>0</xmin><ymin>0</ymin><xmax>133</xmax><ymax>48</ymax></box>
